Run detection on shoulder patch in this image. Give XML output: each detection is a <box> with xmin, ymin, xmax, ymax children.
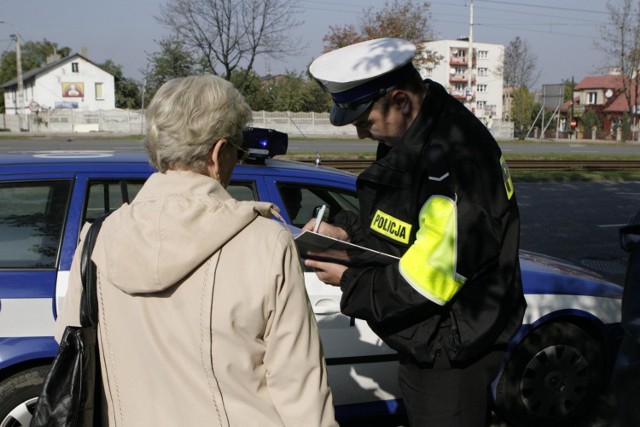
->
<box><xmin>370</xmin><ymin>210</ymin><xmax>412</xmax><ymax>244</ymax></box>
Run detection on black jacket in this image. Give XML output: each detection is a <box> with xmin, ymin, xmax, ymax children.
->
<box><xmin>334</xmin><ymin>80</ymin><xmax>526</xmax><ymax>363</ymax></box>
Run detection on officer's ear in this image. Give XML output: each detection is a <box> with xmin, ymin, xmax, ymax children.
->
<box><xmin>389</xmin><ymin>90</ymin><xmax>413</xmax><ymax>116</ymax></box>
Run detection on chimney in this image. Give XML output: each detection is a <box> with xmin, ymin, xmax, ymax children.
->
<box><xmin>46</xmin><ymin>53</ymin><xmax>61</xmax><ymax>64</ymax></box>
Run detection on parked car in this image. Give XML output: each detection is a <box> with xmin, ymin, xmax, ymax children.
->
<box><xmin>0</xmin><ymin>135</ymin><xmax>623</xmax><ymax>426</ymax></box>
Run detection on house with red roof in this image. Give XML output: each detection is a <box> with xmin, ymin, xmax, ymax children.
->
<box><xmin>561</xmin><ymin>73</ymin><xmax>640</xmax><ymax>138</ymax></box>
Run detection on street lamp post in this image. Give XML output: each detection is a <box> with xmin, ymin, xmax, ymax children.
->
<box><xmin>467</xmin><ymin>0</ymin><xmax>474</xmax><ymax>112</ymax></box>
<box><xmin>10</xmin><ymin>33</ymin><xmax>26</xmax><ymax>131</ymax></box>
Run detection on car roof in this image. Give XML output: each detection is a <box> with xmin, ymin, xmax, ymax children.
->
<box><xmin>0</xmin><ymin>151</ymin><xmax>152</xmax><ymax>173</ymax></box>
<box><xmin>0</xmin><ymin>150</ymin><xmax>356</xmax><ymax>182</ymax></box>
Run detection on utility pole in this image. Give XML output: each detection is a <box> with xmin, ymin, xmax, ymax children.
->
<box><xmin>541</xmin><ymin>86</ymin><xmax>545</xmax><ymax>140</ymax></box>
<box><xmin>570</xmin><ymin>76</ymin><xmax>574</xmax><ymax>140</ymax></box>
<box><xmin>11</xmin><ymin>33</ymin><xmax>25</xmax><ymax>131</ymax></box>
<box><xmin>467</xmin><ymin>0</ymin><xmax>474</xmax><ymax>112</ymax></box>
<box><xmin>140</xmin><ymin>78</ymin><xmax>146</xmax><ymax>135</ymax></box>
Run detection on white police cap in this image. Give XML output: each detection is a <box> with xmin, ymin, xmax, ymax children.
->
<box><xmin>309</xmin><ymin>38</ymin><xmax>417</xmax><ymax>126</ymax></box>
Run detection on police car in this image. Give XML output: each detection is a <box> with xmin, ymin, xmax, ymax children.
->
<box><xmin>0</xmin><ymin>130</ymin><xmax>623</xmax><ymax>426</ymax></box>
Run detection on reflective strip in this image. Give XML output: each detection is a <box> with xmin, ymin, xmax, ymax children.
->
<box><xmin>0</xmin><ymin>298</ymin><xmax>55</xmax><ymax>337</ymax></box>
<box><xmin>55</xmin><ymin>270</ymin><xmax>70</xmax><ymax>315</ymax></box>
<box><xmin>399</xmin><ymin>196</ymin><xmax>465</xmax><ymax>305</ymax></box>
<box><xmin>500</xmin><ymin>154</ymin><xmax>514</xmax><ymax>200</ymax></box>
<box><xmin>523</xmin><ymin>294</ymin><xmax>622</xmax><ymax>325</ymax></box>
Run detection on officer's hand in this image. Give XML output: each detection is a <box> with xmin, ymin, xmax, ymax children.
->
<box><xmin>301</xmin><ymin>219</ymin><xmax>349</xmax><ymax>241</ymax></box>
<box><xmin>304</xmin><ymin>259</ymin><xmax>348</xmax><ymax>286</ymax></box>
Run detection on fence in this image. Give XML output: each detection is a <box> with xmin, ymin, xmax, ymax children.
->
<box><xmin>2</xmin><ymin>109</ymin><xmax>145</xmax><ymax>134</ymax></box>
<box><xmin>2</xmin><ymin>109</ymin><xmax>514</xmax><ymax>140</ymax></box>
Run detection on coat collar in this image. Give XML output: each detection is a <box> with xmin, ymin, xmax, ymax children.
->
<box><xmin>358</xmin><ymin>80</ymin><xmax>446</xmax><ymax>188</ymax></box>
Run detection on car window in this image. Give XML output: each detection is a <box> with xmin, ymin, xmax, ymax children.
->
<box><xmin>84</xmin><ymin>180</ymin><xmax>145</xmax><ymax>222</ymax></box>
<box><xmin>228</xmin><ymin>181</ymin><xmax>257</xmax><ymax>201</ymax></box>
<box><xmin>84</xmin><ymin>180</ymin><xmax>256</xmax><ymax>224</ymax></box>
<box><xmin>0</xmin><ymin>180</ymin><xmax>72</xmax><ymax>268</ymax></box>
<box><xmin>276</xmin><ymin>183</ymin><xmax>359</xmax><ymax>228</ymax></box>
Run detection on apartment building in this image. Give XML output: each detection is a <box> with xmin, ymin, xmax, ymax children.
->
<box><xmin>419</xmin><ymin>39</ymin><xmax>504</xmax><ymax>121</ymax></box>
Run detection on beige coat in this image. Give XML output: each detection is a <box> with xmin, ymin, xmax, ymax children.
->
<box><xmin>56</xmin><ymin>170</ymin><xmax>336</xmax><ymax>427</ymax></box>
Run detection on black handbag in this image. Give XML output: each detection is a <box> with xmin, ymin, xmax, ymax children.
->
<box><xmin>31</xmin><ymin>213</ymin><xmax>109</xmax><ymax>427</ymax></box>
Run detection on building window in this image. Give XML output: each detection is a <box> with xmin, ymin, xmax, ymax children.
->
<box><xmin>452</xmin><ymin>48</ymin><xmax>466</xmax><ymax>59</ymax></box>
<box><xmin>424</xmin><ymin>68</ymin><xmax>433</xmax><ymax>77</ymax></box>
<box><xmin>588</xmin><ymin>91</ymin><xmax>598</xmax><ymax>104</ymax></box>
<box><xmin>478</xmin><ymin>67</ymin><xmax>488</xmax><ymax>76</ymax></box>
<box><xmin>455</xmin><ymin>66</ymin><xmax>466</xmax><ymax>75</ymax></box>
<box><xmin>477</xmin><ymin>100</ymin><xmax>486</xmax><ymax>110</ymax></box>
<box><xmin>71</xmin><ymin>62</ymin><xmax>79</xmax><ymax>72</ymax></box>
<box><xmin>477</xmin><ymin>84</ymin><xmax>488</xmax><ymax>93</ymax></box>
<box><xmin>95</xmin><ymin>83</ymin><xmax>104</xmax><ymax>100</ymax></box>
<box><xmin>477</xmin><ymin>50</ymin><xmax>488</xmax><ymax>60</ymax></box>
<box><xmin>454</xmin><ymin>83</ymin><xmax>466</xmax><ymax>92</ymax></box>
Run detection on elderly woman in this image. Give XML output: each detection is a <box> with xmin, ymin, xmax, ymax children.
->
<box><xmin>55</xmin><ymin>75</ymin><xmax>336</xmax><ymax>426</ymax></box>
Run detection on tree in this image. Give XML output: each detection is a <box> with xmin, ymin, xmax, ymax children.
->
<box><xmin>0</xmin><ymin>39</ymin><xmax>72</xmax><ymax>112</ymax></box>
<box><xmin>322</xmin><ymin>0</ymin><xmax>440</xmax><ymax>67</ymax></box>
<box><xmin>236</xmin><ymin>70</ymin><xmax>331</xmax><ymax>112</ymax></box>
<box><xmin>143</xmin><ymin>36</ymin><xmax>204</xmax><ymax>102</ymax></box>
<box><xmin>322</xmin><ymin>24</ymin><xmax>361</xmax><ymax>50</ymax></box>
<box><xmin>156</xmin><ymin>0</ymin><xmax>304</xmax><ymax>91</ymax></box>
<box><xmin>581</xmin><ymin>109</ymin><xmax>601</xmax><ymax>132</ymax></box>
<box><xmin>97</xmin><ymin>60</ymin><xmax>142</xmax><ymax>109</ymax></box>
<box><xmin>562</xmin><ymin>78</ymin><xmax>576</xmax><ymax>102</ymax></box>
<box><xmin>512</xmin><ymin>86</ymin><xmax>536</xmax><ymax>139</ymax></box>
<box><xmin>230</xmin><ymin>68</ymin><xmax>265</xmax><ymax>110</ymax></box>
<box><xmin>502</xmin><ymin>36</ymin><xmax>541</xmax><ymax>88</ymax></box>
<box><xmin>598</xmin><ymin>0</ymin><xmax>640</xmax><ymax>128</ymax></box>
<box><xmin>261</xmin><ymin>72</ymin><xmax>331</xmax><ymax>112</ymax></box>
<box><xmin>0</xmin><ymin>39</ymin><xmax>71</xmax><ymax>86</ymax></box>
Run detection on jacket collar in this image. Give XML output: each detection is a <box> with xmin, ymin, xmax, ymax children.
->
<box><xmin>358</xmin><ymin>79</ymin><xmax>446</xmax><ymax>188</ymax></box>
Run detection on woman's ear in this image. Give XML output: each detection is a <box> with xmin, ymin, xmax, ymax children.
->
<box><xmin>207</xmin><ymin>138</ymin><xmax>227</xmax><ymax>180</ymax></box>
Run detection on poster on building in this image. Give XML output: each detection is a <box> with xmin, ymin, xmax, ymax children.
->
<box><xmin>62</xmin><ymin>82</ymin><xmax>84</xmax><ymax>98</ymax></box>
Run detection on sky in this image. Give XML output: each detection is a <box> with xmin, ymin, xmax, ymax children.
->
<box><xmin>1</xmin><ymin>0</ymin><xmax>612</xmax><ymax>91</ymax></box>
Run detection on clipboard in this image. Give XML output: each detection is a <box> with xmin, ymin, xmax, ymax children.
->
<box><xmin>293</xmin><ymin>230</ymin><xmax>399</xmax><ymax>267</ymax></box>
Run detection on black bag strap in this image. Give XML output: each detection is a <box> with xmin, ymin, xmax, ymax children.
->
<box><xmin>79</xmin><ymin>213</ymin><xmax>110</xmax><ymax>328</ymax></box>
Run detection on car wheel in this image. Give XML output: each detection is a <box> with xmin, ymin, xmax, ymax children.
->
<box><xmin>495</xmin><ymin>322</ymin><xmax>606</xmax><ymax>427</ymax></box>
<box><xmin>0</xmin><ymin>366</ymin><xmax>49</xmax><ymax>427</ymax></box>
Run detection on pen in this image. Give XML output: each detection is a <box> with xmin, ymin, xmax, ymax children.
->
<box><xmin>313</xmin><ymin>205</ymin><xmax>327</xmax><ymax>233</ymax></box>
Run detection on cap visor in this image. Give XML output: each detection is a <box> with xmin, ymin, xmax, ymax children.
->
<box><xmin>330</xmin><ymin>101</ymin><xmax>372</xmax><ymax>126</ymax></box>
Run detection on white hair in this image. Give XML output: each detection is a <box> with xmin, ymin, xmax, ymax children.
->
<box><xmin>144</xmin><ymin>75</ymin><xmax>252</xmax><ymax>173</ymax></box>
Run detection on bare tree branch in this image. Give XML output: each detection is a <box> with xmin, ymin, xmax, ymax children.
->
<box><xmin>156</xmin><ymin>0</ymin><xmax>304</xmax><ymax>88</ymax></box>
<box><xmin>321</xmin><ymin>0</ymin><xmax>440</xmax><ymax>68</ymax></box>
<box><xmin>501</xmin><ymin>36</ymin><xmax>541</xmax><ymax>89</ymax></box>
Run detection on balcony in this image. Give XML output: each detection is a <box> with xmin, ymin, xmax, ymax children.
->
<box><xmin>449</xmin><ymin>73</ymin><xmax>476</xmax><ymax>84</ymax></box>
<box><xmin>450</xmin><ymin>89</ymin><xmax>475</xmax><ymax>100</ymax></box>
<box><xmin>449</xmin><ymin>56</ymin><xmax>476</xmax><ymax>67</ymax></box>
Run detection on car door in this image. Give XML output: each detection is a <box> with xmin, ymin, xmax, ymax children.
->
<box><xmin>237</xmin><ymin>172</ymin><xmax>402</xmax><ymax>414</ymax></box>
<box><xmin>0</xmin><ymin>174</ymin><xmax>74</xmax><ymax>365</ymax></box>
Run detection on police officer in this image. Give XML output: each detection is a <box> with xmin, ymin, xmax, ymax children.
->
<box><xmin>303</xmin><ymin>38</ymin><xmax>526</xmax><ymax>426</ymax></box>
